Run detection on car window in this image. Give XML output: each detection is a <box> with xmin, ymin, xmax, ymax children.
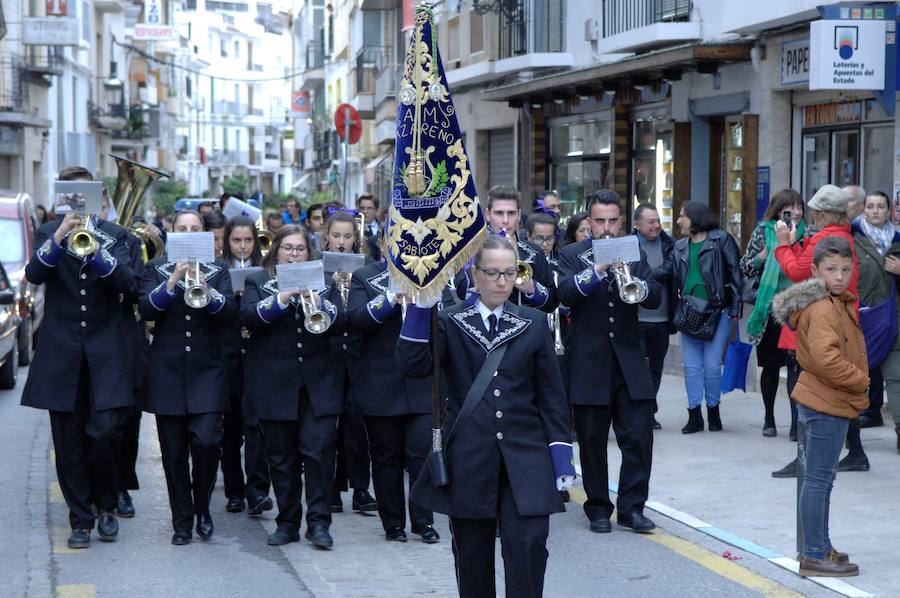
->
<box><xmin>0</xmin><ymin>219</ymin><xmax>25</xmax><ymax>264</ymax></box>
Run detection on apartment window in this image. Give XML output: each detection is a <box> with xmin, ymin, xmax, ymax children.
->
<box><xmin>220</xmin><ymin>39</ymin><xmax>228</xmax><ymax>57</ymax></box>
<box><xmin>234</xmin><ymin>40</ymin><xmax>240</xmax><ymax>58</ymax></box>
<box><xmin>236</xmin><ymin>129</ymin><xmax>242</xmax><ymax>153</ymax></box>
<box><xmin>447</xmin><ymin>15</ymin><xmax>460</xmax><ymax>62</ymax></box>
<box><xmin>470</xmin><ymin>12</ymin><xmax>484</xmax><ymax>53</ymax></box>
<box><xmin>223</xmin><ymin>127</ymin><xmax>229</xmax><ymax>150</ymax></box>
<box><xmin>185</xmin><ymin>76</ymin><xmax>192</xmax><ymax>98</ymax></box>
<box><xmin>185</xmin><ymin>0</ymin><xmax>197</xmax><ymax>9</ymax></box>
<box><xmin>208</xmin><ymin>34</ymin><xmax>214</xmax><ymax>52</ymax></box>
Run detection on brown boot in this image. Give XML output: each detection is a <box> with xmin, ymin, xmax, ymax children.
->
<box><xmin>799</xmin><ymin>556</ymin><xmax>859</xmax><ymax>577</ymax></box>
<box><xmin>827</xmin><ymin>547</ymin><xmax>849</xmax><ymax>563</ymax></box>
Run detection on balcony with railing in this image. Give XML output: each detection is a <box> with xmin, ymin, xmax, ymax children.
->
<box><xmin>23</xmin><ymin>47</ymin><xmax>64</xmax><ymax>78</ymax></box>
<box><xmin>0</xmin><ymin>56</ymin><xmax>28</xmax><ymax>113</ymax></box>
<box><xmin>352</xmin><ymin>46</ymin><xmax>388</xmax><ymax>118</ymax></box>
<box><xmin>301</xmin><ymin>40</ymin><xmax>326</xmax><ymax>90</ymax></box>
<box><xmin>88</xmin><ymin>100</ymin><xmax>128</xmax><ymax>131</ymax></box>
<box><xmin>374</xmin><ymin>63</ymin><xmax>401</xmax><ymax>144</ymax></box>
<box><xmin>597</xmin><ymin>0</ymin><xmax>699</xmax><ymax>54</ymax></box>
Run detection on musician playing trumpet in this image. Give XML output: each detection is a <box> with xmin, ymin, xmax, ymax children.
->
<box><xmin>240</xmin><ymin>225</ymin><xmax>347</xmax><ymax>549</ymax></box>
<box><xmin>138</xmin><ymin>210</ymin><xmax>237</xmax><ymax>545</ymax></box>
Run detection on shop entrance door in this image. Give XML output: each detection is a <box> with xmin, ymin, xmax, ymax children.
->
<box><xmin>831</xmin><ymin>130</ymin><xmax>859</xmax><ymax>189</ymax></box>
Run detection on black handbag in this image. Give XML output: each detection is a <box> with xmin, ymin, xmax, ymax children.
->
<box><xmin>674</xmin><ymin>287</ymin><xmax>720</xmax><ymax>341</ymax></box>
<box><xmin>741</xmin><ymin>274</ymin><xmax>759</xmax><ymax>305</ymax></box>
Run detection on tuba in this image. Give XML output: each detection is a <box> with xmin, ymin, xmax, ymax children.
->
<box><xmin>110</xmin><ymin>154</ymin><xmax>168</xmax><ymax>261</ymax></box>
<box><xmin>256</xmin><ymin>214</ymin><xmax>274</xmax><ymax>257</ymax></box>
<box><xmin>301</xmin><ymin>290</ymin><xmax>332</xmax><ymax>334</ymax></box>
<box><xmin>184</xmin><ymin>259</ymin><xmax>210</xmax><ymax>308</ymax></box>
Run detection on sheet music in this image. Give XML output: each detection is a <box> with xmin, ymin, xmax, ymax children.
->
<box><xmin>54</xmin><ymin>181</ymin><xmax>104</xmax><ymax>214</ymax></box>
<box><xmin>322</xmin><ymin>251</ymin><xmax>366</xmax><ymax>274</ymax></box>
<box><xmin>222</xmin><ymin>197</ymin><xmax>262</xmax><ymax>222</ymax></box>
<box><xmin>229</xmin><ymin>266</ymin><xmax>264</xmax><ymax>292</ymax></box>
<box><xmin>166</xmin><ymin>232</ymin><xmax>216</xmax><ymax>263</ymax></box>
<box><xmin>592</xmin><ymin>236</ymin><xmax>640</xmax><ymax>265</ymax></box>
<box><xmin>276</xmin><ymin>260</ymin><xmax>326</xmax><ymax>292</ymax></box>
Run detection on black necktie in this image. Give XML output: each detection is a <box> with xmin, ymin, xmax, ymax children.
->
<box><xmin>487</xmin><ymin>314</ymin><xmax>498</xmax><ymax>340</ymax></box>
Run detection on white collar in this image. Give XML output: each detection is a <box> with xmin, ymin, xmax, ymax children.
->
<box><xmin>475</xmin><ymin>300</ymin><xmax>504</xmax><ymax>329</ymax></box>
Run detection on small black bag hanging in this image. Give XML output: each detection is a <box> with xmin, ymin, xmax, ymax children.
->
<box><xmin>674</xmin><ymin>284</ymin><xmax>720</xmax><ymax>340</ymax></box>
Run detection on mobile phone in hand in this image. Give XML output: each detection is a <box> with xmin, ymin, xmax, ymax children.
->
<box><xmin>781</xmin><ymin>210</ymin><xmax>793</xmax><ymax>230</ymax></box>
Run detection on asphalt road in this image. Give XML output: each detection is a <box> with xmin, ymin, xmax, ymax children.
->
<box><xmin>0</xmin><ymin>368</ymin><xmax>856</xmax><ymax>598</ymax></box>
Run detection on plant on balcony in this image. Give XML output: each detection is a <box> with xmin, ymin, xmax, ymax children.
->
<box><xmin>126</xmin><ymin>106</ymin><xmax>146</xmax><ymax>139</ymax></box>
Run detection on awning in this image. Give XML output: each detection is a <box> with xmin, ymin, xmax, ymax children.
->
<box><xmin>291</xmin><ymin>171</ymin><xmax>314</xmax><ymax>190</ymax></box>
<box><xmin>481</xmin><ymin>41</ymin><xmax>754</xmax><ymax>103</ymax></box>
<box><xmin>364</xmin><ymin>151</ymin><xmax>393</xmax><ymax>186</ymax></box>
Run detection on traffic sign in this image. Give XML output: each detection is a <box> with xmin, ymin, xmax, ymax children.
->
<box><xmin>334</xmin><ymin>103</ymin><xmax>362</xmax><ymax>145</ymax></box>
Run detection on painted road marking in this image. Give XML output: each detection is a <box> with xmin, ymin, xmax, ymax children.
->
<box><xmin>56</xmin><ymin>584</ymin><xmax>96</xmax><ymax>598</ymax></box>
<box><xmin>573</xmin><ymin>460</ymin><xmax>874</xmax><ymax>597</ymax></box>
<box><xmin>49</xmin><ymin>481</ymin><xmax>64</xmax><ymax>504</ymax></box>
<box><xmin>52</xmin><ymin>527</ymin><xmax>84</xmax><ymax>555</ymax></box>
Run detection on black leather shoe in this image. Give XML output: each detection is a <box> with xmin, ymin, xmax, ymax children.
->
<box><xmin>589</xmin><ymin>517</ymin><xmax>612</xmax><ymax>533</ymax></box>
<box><xmin>305</xmin><ymin>525</ymin><xmax>333</xmax><ymax>549</ymax></box>
<box><xmin>771</xmin><ymin>459</ymin><xmax>798</xmax><ymax>478</ymax></box>
<box><xmin>859</xmin><ymin>413</ymin><xmax>884</xmax><ymax>428</ymax></box>
<box><xmin>352</xmin><ymin>489</ymin><xmax>378</xmax><ymax>512</ymax></box>
<box><xmin>559</xmin><ymin>489</ymin><xmax>570</xmax><ymax>503</ymax></box>
<box><xmin>247</xmin><ymin>496</ymin><xmax>274</xmax><ymax>517</ymax></box>
<box><xmin>267</xmin><ymin>526</ymin><xmax>300</xmax><ymax>546</ymax></box>
<box><xmin>385</xmin><ymin>527</ymin><xmax>407</xmax><ymax>542</ymax></box>
<box><xmin>116</xmin><ymin>491</ymin><xmax>135</xmax><ymax>518</ymax></box>
<box><xmin>329</xmin><ymin>493</ymin><xmax>344</xmax><ymax>513</ymax></box>
<box><xmin>196</xmin><ymin>512</ymin><xmax>214</xmax><ymax>540</ymax></box>
<box><xmin>762</xmin><ymin>423</ymin><xmax>777</xmax><ymax>437</ymax></box>
<box><xmin>652</xmin><ymin>417</ymin><xmax>662</xmax><ymax>430</ymax></box>
<box><xmin>67</xmin><ymin>529</ymin><xmax>91</xmax><ymax>549</ymax></box>
<box><xmin>412</xmin><ymin>524</ymin><xmax>440</xmax><ymax>544</ymax></box>
<box><xmin>97</xmin><ymin>512</ymin><xmax>118</xmax><ymax>542</ymax></box>
<box><xmin>837</xmin><ymin>455</ymin><xmax>870</xmax><ymax>472</ymax></box>
<box><xmin>681</xmin><ymin>407</ymin><xmax>704</xmax><ymax>434</ymax></box>
<box><xmin>618</xmin><ymin>512</ymin><xmax>656</xmax><ymax>533</ymax></box>
<box><xmin>707</xmin><ymin>405</ymin><xmax>723</xmax><ymax>432</ymax></box>
<box><xmin>171</xmin><ymin>531</ymin><xmax>192</xmax><ymax>545</ymax></box>
<box><xmin>225</xmin><ymin>497</ymin><xmax>245</xmax><ymax>513</ymax></box>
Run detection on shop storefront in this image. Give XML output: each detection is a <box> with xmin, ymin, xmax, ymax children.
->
<box><xmin>799</xmin><ymin>99</ymin><xmax>894</xmax><ymax>199</ymax></box>
<box><xmin>630</xmin><ymin>104</ymin><xmax>675</xmax><ymax>234</ymax></box>
<box><xmin>547</xmin><ymin>110</ymin><xmax>611</xmax><ymax>220</ymax></box>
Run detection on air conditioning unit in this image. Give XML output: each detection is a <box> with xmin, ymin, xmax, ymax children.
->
<box><xmin>584</xmin><ymin>17</ymin><xmax>600</xmax><ymax>42</ymax></box>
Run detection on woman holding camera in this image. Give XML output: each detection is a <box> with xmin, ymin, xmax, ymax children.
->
<box><xmin>741</xmin><ymin>190</ymin><xmax>807</xmax><ymax>437</ymax></box>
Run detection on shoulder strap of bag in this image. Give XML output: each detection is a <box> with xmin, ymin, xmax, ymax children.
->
<box><xmin>445</xmin><ymin>344</ymin><xmax>508</xmax><ymax>445</ymax></box>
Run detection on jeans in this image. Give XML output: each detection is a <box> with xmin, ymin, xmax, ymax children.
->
<box><xmin>680</xmin><ymin>314</ymin><xmax>732</xmax><ymax>409</ymax></box>
<box><xmin>797</xmin><ymin>404</ymin><xmax>849</xmax><ymax>559</ymax></box>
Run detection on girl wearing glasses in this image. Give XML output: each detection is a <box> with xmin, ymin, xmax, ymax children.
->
<box><xmin>240</xmin><ymin>225</ymin><xmax>346</xmax><ymax>549</ymax></box>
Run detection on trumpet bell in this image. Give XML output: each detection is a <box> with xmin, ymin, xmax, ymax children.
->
<box><xmin>515</xmin><ymin>261</ymin><xmax>533</xmax><ymax>286</ymax></box>
<box><xmin>185</xmin><ymin>284</ymin><xmax>210</xmax><ymax>309</ymax></box>
<box><xmin>70</xmin><ymin>229</ymin><xmax>98</xmax><ymax>257</ymax></box>
<box><xmin>304</xmin><ymin>310</ymin><xmax>332</xmax><ymax>334</ymax></box>
<box><xmin>619</xmin><ymin>281</ymin><xmax>648</xmax><ymax>304</ymax></box>
<box><xmin>258</xmin><ymin>230</ymin><xmax>274</xmax><ymax>256</ymax></box>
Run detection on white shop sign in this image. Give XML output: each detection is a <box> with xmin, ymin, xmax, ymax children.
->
<box><xmin>781</xmin><ymin>38</ymin><xmax>809</xmax><ymax>86</ymax></box>
<box><xmin>22</xmin><ymin>17</ymin><xmax>79</xmax><ymax>46</ymax></box>
<box><xmin>810</xmin><ymin>19</ymin><xmax>887</xmax><ymax>90</ymax></box>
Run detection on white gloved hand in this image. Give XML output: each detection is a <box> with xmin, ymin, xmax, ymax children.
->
<box><xmin>556</xmin><ymin>475</ymin><xmax>574</xmax><ymax>491</ymax></box>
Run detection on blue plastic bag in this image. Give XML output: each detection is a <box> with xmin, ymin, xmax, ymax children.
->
<box><xmin>859</xmin><ymin>280</ymin><xmax>897</xmax><ymax>368</ymax></box>
<box><xmin>721</xmin><ymin>324</ymin><xmax>752</xmax><ymax>394</ymax></box>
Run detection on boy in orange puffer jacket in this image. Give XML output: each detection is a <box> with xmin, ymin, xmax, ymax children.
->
<box><xmin>772</xmin><ymin>236</ymin><xmax>869</xmax><ymax>577</ymax></box>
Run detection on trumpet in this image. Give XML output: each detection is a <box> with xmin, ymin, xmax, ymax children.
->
<box><xmin>70</xmin><ymin>202</ymin><xmax>98</xmax><ymax>257</ymax></box>
<box><xmin>611</xmin><ymin>262</ymin><xmax>648</xmax><ymax>304</ymax></box>
<box><xmin>301</xmin><ymin>290</ymin><xmax>332</xmax><ymax>334</ymax></box>
<box><xmin>497</xmin><ymin>228</ymin><xmax>532</xmax><ymax>286</ymax></box>
<box><xmin>548</xmin><ymin>272</ymin><xmax>564</xmax><ymax>355</ymax></box>
<box><xmin>338</xmin><ymin>271</ymin><xmax>351</xmax><ymax>306</ymax></box>
<box><xmin>256</xmin><ymin>214</ymin><xmax>274</xmax><ymax>257</ymax></box>
<box><xmin>184</xmin><ymin>259</ymin><xmax>210</xmax><ymax>308</ymax></box>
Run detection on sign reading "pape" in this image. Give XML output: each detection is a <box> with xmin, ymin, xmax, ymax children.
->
<box><xmin>810</xmin><ymin>19</ymin><xmax>887</xmax><ymax>90</ymax></box>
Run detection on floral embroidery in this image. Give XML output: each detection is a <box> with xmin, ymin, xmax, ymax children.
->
<box><xmin>366</xmin><ymin>270</ymin><xmax>391</xmax><ymax>294</ymax></box>
<box><xmin>156</xmin><ymin>261</ymin><xmax>223</xmax><ymax>292</ymax></box>
<box><xmin>449</xmin><ymin>306</ymin><xmax>531</xmax><ymax>353</ymax></box>
<box><xmin>578</xmin><ymin>247</ymin><xmax>594</xmax><ymax>269</ymax></box>
<box><xmin>517</xmin><ymin>239</ymin><xmax>538</xmax><ymax>264</ymax></box>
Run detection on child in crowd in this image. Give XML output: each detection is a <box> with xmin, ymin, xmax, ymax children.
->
<box><xmin>772</xmin><ymin>236</ymin><xmax>869</xmax><ymax>577</ymax></box>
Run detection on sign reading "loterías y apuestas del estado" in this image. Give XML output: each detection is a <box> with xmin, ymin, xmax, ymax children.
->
<box><xmin>810</xmin><ymin>19</ymin><xmax>887</xmax><ymax>90</ymax></box>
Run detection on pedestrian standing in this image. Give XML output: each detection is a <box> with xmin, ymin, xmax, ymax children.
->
<box><xmin>771</xmin><ymin>236</ymin><xmax>867</xmax><ymax>577</ymax></box>
<box><xmin>657</xmin><ymin>201</ymin><xmax>743</xmax><ymax>433</ymax></box>
<box><xmin>633</xmin><ymin>203</ymin><xmax>674</xmax><ymax>430</ymax></box>
<box><xmin>740</xmin><ymin>189</ymin><xmax>806</xmax><ymax>436</ymax></box>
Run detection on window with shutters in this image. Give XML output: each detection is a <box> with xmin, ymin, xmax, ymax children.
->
<box><xmin>488</xmin><ymin>128</ymin><xmax>516</xmax><ymax>189</ymax></box>
<box><xmin>470</xmin><ymin>12</ymin><xmax>484</xmax><ymax>54</ymax></box>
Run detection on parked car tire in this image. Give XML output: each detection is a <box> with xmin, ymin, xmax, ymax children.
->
<box><xmin>17</xmin><ymin>317</ymin><xmax>33</xmax><ymax>366</ymax></box>
<box><xmin>0</xmin><ymin>344</ymin><xmax>18</xmax><ymax>390</ymax></box>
